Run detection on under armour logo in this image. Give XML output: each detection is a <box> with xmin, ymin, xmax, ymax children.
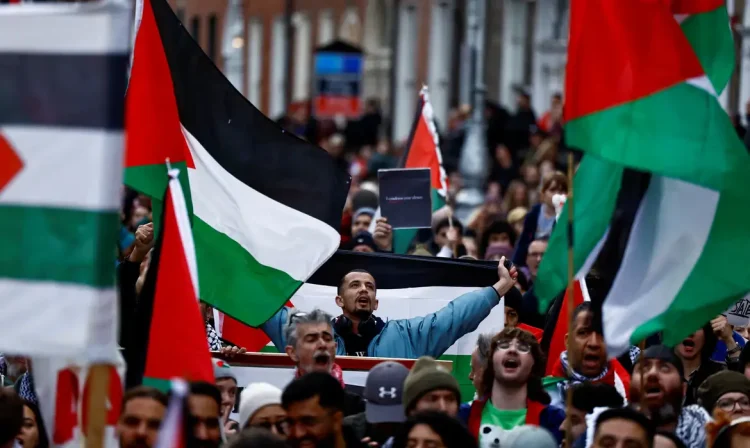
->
<box><xmin>379</xmin><ymin>387</ymin><xmax>397</xmax><ymax>398</ymax></box>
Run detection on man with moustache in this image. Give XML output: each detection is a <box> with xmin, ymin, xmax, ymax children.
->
<box><xmin>188</xmin><ymin>382</ymin><xmax>224</xmax><ymax>448</ymax></box>
<box><xmin>549</xmin><ymin>303</ymin><xmax>633</xmax><ymax>404</ymax></box>
<box><xmin>264</xmin><ymin>260</ymin><xmax>518</xmax><ymax>359</ymax></box>
<box><xmin>284</xmin><ymin>309</ymin><xmax>364</xmax><ymax>416</ymax></box>
<box><xmin>462</xmin><ymin>328</ymin><xmax>564</xmax><ymax>446</ymax></box>
<box><xmin>630</xmin><ymin>345</ymin><xmax>709</xmax><ymax>448</ymax></box>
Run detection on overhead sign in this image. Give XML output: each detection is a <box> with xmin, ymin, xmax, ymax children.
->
<box><xmin>312</xmin><ymin>40</ymin><xmax>363</xmax><ymax>119</ymax></box>
<box><xmin>726</xmin><ymin>293</ymin><xmax>750</xmax><ymax>327</ymax></box>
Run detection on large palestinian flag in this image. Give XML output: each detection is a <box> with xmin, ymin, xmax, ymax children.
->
<box><xmin>276</xmin><ymin>251</ymin><xmax>505</xmax><ymax>400</ymax></box>
<box><xmin>535</xmin><ymin>0</ymin><xmax>750</xmax><ymax>355</ymax></box>
<box><xmin>371</xmin><ymin>87</ymin><xmax>450</xmax><ymax>254</ymax></box>
<box><xmin>126</xmin><ymin>168</ymin><xmax>214</xmax><ymax>390</ymax></box>
<box><xmin>0</xmin><ymin>1</ymin><xmax>130</xmax><ymax>357</ymax></box>
<box><xmin>126</xmin><ymin>0</ymin><xmax>350</xmax><ymax>326</ymax></box>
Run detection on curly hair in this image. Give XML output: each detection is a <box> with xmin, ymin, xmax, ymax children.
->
<box><xmin>481</xmin><ymin>327</ymin><xmax>550</xmax><ymax>404</ymax></box>
<box><xmin>707</xmin><ymin>408</ymin><xmax>750</xmax><ymax>447</ymax></box>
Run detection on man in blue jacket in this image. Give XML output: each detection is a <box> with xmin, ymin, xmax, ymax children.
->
<box><xmin>262</xmin><ymin>257</ymin><xmax>518</xmax><ymax>359</ymax></box>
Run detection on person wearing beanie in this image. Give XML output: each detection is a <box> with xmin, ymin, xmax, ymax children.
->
<box><xmin>402</xmin><ymin>357</ymin><xmax>461</xmax><ymax>418</ymax></box>
<box><xmin>630</xmin><ymin>344</ymin><xmax>709</xmax><ymax>448</ymax></box>
<box><xmin>463</xmin><ymin>327</ymin><xmax>564</xmax><ymax>446</ymax></box>
<box><xmin>212</xmin><ymin>358</ymin><xmax>239</xmax><ymax>432</ymax></box>
<box><xmin>238</xmin><ymin>383</ymin><xmax>286</xmax><ymax>437</ymax></box>
<box><xmin>697</xmin><ymin>370</ymin><xmax>750</xmax><ymax>419</ymax></box>
<box><xmin>351</xmin><ymin>207</ymin><xmax>376</xmax><ymax>236</ymax></box>
<box><xmin>344</xmin><ymin>230</ymin><xmax>379</xmax><ymax>253</ymax></box>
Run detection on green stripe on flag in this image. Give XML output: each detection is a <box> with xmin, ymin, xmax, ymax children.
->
<box><xmin>632</xmin><ymin>189</ymin><xmax>750</xmax><ymax>346</ymax></box>
<box><xmin>143</xmin><ymin>377</ymin><xmax>172</xmax><ymax>393</ymax></box>
<box><xmin>194</xmin><ymin>217</ymin><xmax>303</xmax><ymax>327</ymax></box>
<box><xmin>0</xmin><ymin>205</ymin><xmax>118</xmax><ymax>287</ymax></box>
<box><xmin>566</xmin><ymin>82</ymin><xmax>746</xmax><ymax>193</ymax></box>
<box><xmin>535</xmin><ymin>156</ymin><xmax>623</xmax><ymax>306</ymax></box>
<box><xmin>680</xmin><ymin>7</ymin><xmax>735</xmax><ymax>95</ymax></box>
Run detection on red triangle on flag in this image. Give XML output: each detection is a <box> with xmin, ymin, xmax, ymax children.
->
<box><xmin>144</xmin><ymin>172</ymin><xmax>213</xmax><ymax>383</ymax></box>
<box><xmin>0</xmin><ymin>133</ymin><xmax>23</xmax><ymax>193</ymax></box>
<box><xmin>545</xmin><ymin>280</ymin><xmax>586</xmax><ymax>376</ymax></box>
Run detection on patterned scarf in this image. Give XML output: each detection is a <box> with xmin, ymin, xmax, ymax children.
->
<box><xmin>296</xmin><ymin>363</ymin><xmax>346</xmax><ymax>388</ymax></box>
<box><xmin>676</xmin><ymin>405</ymin><xmax>709</xmax><ymax>448</ymax></box>
<box><xmin>554</xmin><ymin>350</ymin><xmax>631</xmax><ymax>402</ymax></box>
<box><xmin>206</xmin><ymin>321</ymin><xmax>223</xmax><ymax>351</ymax></box>
<box><xmin>16</xmin><ymin>372</ymin><xmax>37</xmax><ymax>404</ymax></box>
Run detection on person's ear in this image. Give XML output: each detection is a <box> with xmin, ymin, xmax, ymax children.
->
<box><xmin>335</xmin><ymin>295</ymin><xmax>344</xmax><ymax>308</ymax></box>
<box><xmin>564</xmin><ymin>333</ymin><xmax>568</xmax><ymax>348</ymax></box>
<box><xmin>373</xmin><ymin>298</ymin><xmax>379</xmax><ymax>312</ymax></box>
<box><xmin>285</xmin><ymin>345</ymin><xmax>298</xmax><ymax>363</ymax></box>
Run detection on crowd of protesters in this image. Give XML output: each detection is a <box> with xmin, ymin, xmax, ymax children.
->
<box><xmin>3</xmin><ymin>91</ymin><xmax>750</xmax><ymax>448</ymax></box>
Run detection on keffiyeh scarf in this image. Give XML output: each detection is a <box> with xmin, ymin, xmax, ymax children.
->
<box><xmin>296</xmin><ymin>363</ymin><xmax>346</xmax><ymax>388</ymax></box>
<box><xmin>554</xmin><ymin>350</ymin><xmax>632</xmax><ymax>402</ymax></box>
<box><xmin>206</xmin><ymin>322</ymin><xmax>223</xmax><ymax>351</ymax></box>
<box><xmin>676</xmin><ymin>405</ymin><xmax>709</xmax><ymax>448</ymax></box>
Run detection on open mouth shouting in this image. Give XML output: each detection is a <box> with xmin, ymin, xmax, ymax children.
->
<box><xmin>680</xmin><ymin>338</ymin><xmax>696</xmax><ymax>356</ymax></box>
<box><xmin>313</xmin><ymin>351</ymin><xmax>331</xmax><ymax>367</ymax></box>
<box><xmin>356</xmin><ymin>294</ymin><xmax>371</xmax><ymax>307</ymax></box>
<box><xmin>582</xmin><ymin>353</ymin><xmax>601</xmax><ymax>370</ymax></box>
<box><xmin>502</xmin><ymin>357</ymin><xmax>520</xmax><ymax>374</ymax></box>
<box><xmin>643</xmin><ymin>382</ymin><xmax>664</xmax><ymax>403</ymax></box>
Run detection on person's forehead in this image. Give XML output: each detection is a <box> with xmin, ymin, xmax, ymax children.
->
<box><xmin>600</xmin><ymin>418</ymin><xmax>645</xmax><ymax>435</ymax></box>
<box><xmin>345</xmin><ymin>271</ymin><xmax>375</xmax><ymax>284</ymax></box>
<box><xmin>719</xmin><ymin>391</ymin><xmax>748</xmax><ymax>400</ymax></box>
<box><xmin>189</xmin><ymin>394</ymin><xmax>219</xmax><ymax>415</ymax></box>
<box><xmin>123</xmin><ymin>397</ymin><xmax>165</xmax><ymax>416</ymax></box>
<box><xmin>298</xmin><ymin>321</ymin><xmax>332</xmax><ymax>336</ymax></box>
<box><xmin>216</xmin><ymin>377</ymin><xmax>237</xmax><ymax>387</ymax></box>
<box><xmin>287</xmin><ymin>396</ymin><xmax>325</xmax><ymax>415</ymax></box>
<box><xmin>529</xmin><ymin>240</ymin><xmax>548</xmax><ymax>251</ymax></box>
<box><xmin>573</xmin><ymin>310</ymin><xmax>593</xmax><ymax>329</ymax></box>
<box><xmin>354</xmin><ymin>214</ymin><xmax>371</xmax><ymax>222</ymax></box>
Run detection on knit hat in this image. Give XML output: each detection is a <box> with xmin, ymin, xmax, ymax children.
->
<box><xmin>697</xmin><ymin>370</ymin><xmax>750</xmax><ymax>413</ymax></box>
<box><xmin>641</xmin><ymin>345</ymin><xmax>684</xmax><ymax>379</ymax></box>
<box><xmin>353</xmin><ymin>207</ymin><xmax>376</xmax><ymax>221</ymax></box>
<box><xmin>212</xmin><ymin>358</ymin><xmax>236</xmax><ymax>382</ymax></box>
<box><xmin>402</xmin><ymin>357</ymin><xmax>460</xmax><ymax>412</ymax></box>
<box><xmin>345</xmin><ymin>231</ymin><xmax>378</xmax><ymax>252</ymax></box>
<box><xmin>238</xmin><ymin>382</ymin><xmax>283</xmax><ymax>428</ymax></box>
<box><xmin>484</xmin><ymin>243</ymin><xmax>514</xmax><ymax>261</ymax></box>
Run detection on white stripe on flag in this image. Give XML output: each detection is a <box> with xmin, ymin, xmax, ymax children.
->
<box><xmin>291</xmin><ymin>283</ymin><xmax>505</xmax><ymax>356</ymax></box>
<box><xmin>0</xmin><ymin>126</ymin><xmax>123</xmax><ymax>211</ymax></box>
<box><xmin>156</xmin><ymin>379</ymin><xmax>189</xmax><ymax>448</ymax></box>
<box><xmin>0</xmin><ymin>0</ymin><xmax>132</xmax><ymax>54</ymax></box>
<box><xmin>183</xmin><ymin>126</ymin><xmax>341</xmax><ymax>282</ymax></box>
<box><xmin>0</xmin><ymin>279</ymin><xmax>114</xmax><ymax>356</ymax></box>
<box><xmin>603</xmin><ymin>176</ymin><xmax>718</xmax><ymax>355</ymax></box>
<box><xmin>168</xmin><ymin>167</ymin><xmax>200</xmax><ymax>298</ymax></box>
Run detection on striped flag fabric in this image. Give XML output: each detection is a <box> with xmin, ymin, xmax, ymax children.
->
<box><xmin>275</xmin><ymin>251</ymin><xmax>505</xmax><ymax>399</ymax></box>
<box><xmin>155</xmin><ymin>378</ymin><xmax>188</xmax><ymax>448</ymax></box>
<box><xmin>370</xmin><ymin>86</ymin><xmax>450</xmax><ymax>254</ymax></box>
<box><xmin>125</xmin><ymin>0</ymin><xmax>350</xmax><ymax>327</ymax></box>
<box><xmin>126</xmin><ymin>168</ymin><xmax>214</xmax><ymax>390</ymax></box>
<box><xmin>0</xmin><ymin>1</ymin><xmax>130</xmax><ymax>356</ymax></box>
<box><xmin>535</xmin><ymin>0</ymin><xmax>750</xmax><ymax>356</ymax></box>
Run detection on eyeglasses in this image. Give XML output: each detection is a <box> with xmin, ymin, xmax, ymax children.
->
<box><xmin>717</xmin><ymin>397</ymin><xmax>750</xmax><ymax>412</ymax></box>
<box><xmin>495</xmin><ymin>340</ymin><xmax>531</xmax><ymax>353</ymax></box>
<box><xmin>252</xmin><ymin>420</ymin><xmax>290</xmax><ymax>434</ymax></box>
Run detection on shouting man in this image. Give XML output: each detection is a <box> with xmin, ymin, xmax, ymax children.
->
<box><xmin>263</xmin><ymin>260</ymin><xmax>518</xmax><ymax>359</ymax></box>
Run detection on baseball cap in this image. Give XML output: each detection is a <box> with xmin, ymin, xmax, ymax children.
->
<box><xmin>363</xmin><ymin>361</ymin><xmax>410</xmax><ymax>424</ymax></box>
<box><xmin>345</xmin><ymin>231</ymin><xmax>378</xmax><ymax>252</ymax></box>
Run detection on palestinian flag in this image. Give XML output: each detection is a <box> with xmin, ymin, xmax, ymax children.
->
<box><xmin>370</xmin><ymin>86</ymin><xmax>450</xmax><ymax>254</ymax></box>
<box><xmin>126</xmin><ymin>168</ymin><xmax>214</xmax><ymax>390</ymax></box>
<box><xmin>535</xmin><ymin>0</ymin><xmax>750</xmax><ymax>355</ymax></box>
<box><xmin>125</xmin><ymin>0</ymin><xmax>350</xmax><ymax>327</ymax></box>
<box><xmin>541</xmin><ymin>280</ymin><xmax>587</xmax><ymax>376</ymax></box>
<box><xmin>0</xmin><ymin>2</ymin><xmax>130</xmax><ymax>357</ymax></box>
<box><xmin>279</xmin><ymin>251</ymin><xmax>504</xmax><ymax>400</ymax></box>
<box><xmin>155</xmin><ymin>379</ymin><xmax>188</xmax><ymax>448</ymax></box>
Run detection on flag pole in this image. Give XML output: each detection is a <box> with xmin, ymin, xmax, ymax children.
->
<box><xmin>84</xmin><ymin>365</ymin><xmax>111</xmax><ymax>448</ymax></box>
<box><xmin>564</xmin><ymin>152</ymin><xmax>575</xmax><ymax>448</ymax></box>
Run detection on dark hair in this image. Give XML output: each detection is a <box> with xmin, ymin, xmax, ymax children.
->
<box><xmin>282</xmin><ymin>372</ymin><xmax>345</xmax><ymax>413</ymax></box>
<box><xmin>391</xmin><ymin>411</ymin><xmax>477</xmax><ymax>448</ymax></box>
<box><xmin>434</xmin><ymin>217</ymin><xmax>463</xmax><ymax>236</ymax></box>
<box><xmin>121</xmin><ymin>385</ymin><xmax>168</xmax><ymax>412</ymax></box>
<box><xmin>541</xmin><ymin>171</ymin><xmax>569</xmax><ymax>193</ymax></box>
<box><xmin>0</xmin><ymin>388</ymin><xmax>23</xmax><ymax>446</ymax></box>
<box><xmin>479</xmin><ymin>220</ymin><xmax>517</xmax><ymax>258</ymax></box>
<box><xmin>594</xmin><ymin>407</ymin><xmax>655</xmax><ymax>447</ymax></box>
<box><xmin>22</xmin><ymin>400</ymin><xmax>49</xmax><ymax>448</ymax></box>
<box><xmin>190</xmin><ymin>381</ymin><xmax>222</xmax><ymax>411</ymax></box>
<box><xmin>699</xmin><ymin>321</ymin><xmax>719</xmax><ymax>362</ymax></box>
<box><xmin>655</xmin><ymin>430</ymin><xmax>687</xmax><ymax>448</ymax></box>
<box><xmin>225</xmin><ymin>427</ymin><xmax>288</xmax><ymax>448</ymax></box>
<box><xmin>571</xmin><ymin>302</ymin><xmax>603</xmax><ymax>335</ymax></box>
<box><xmin>571</xmin><ymin>383</ymin><xmax>624</xmax><ymax>413</ymax></box>
<box><xmin>481</xmin><ymin>328</ymin><xmax>549</xmax><ymax>404</ymax></box>
<box><xmin>337</xmin><ymin>269</ymin><xmax>375</xmax><ymax>295</ymax></box>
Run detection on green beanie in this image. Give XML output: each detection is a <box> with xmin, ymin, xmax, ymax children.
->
<box><xmin>402</xmin><ymin>356</ymin><xmax>460</xmax><ymax>412</ymax></box>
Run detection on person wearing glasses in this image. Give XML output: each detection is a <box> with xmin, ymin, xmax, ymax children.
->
<box><xmin>238</xmin><ymin>382</ymin><xmax>288</xmax><ymax>437</ymax></box>
<box><xmin>262</xmin><ymin>259</ymin><xmax>518</xmax><ymax>360</ymax></box>
<box><xmin>697</xmin><ymin>370</ymin><xmax>750</xmax><ymax>420</ymax></box>
<box><xmin>463</xmin><ymin>327</ymin><xmax>564</xmax><ymax>446</ymax></box>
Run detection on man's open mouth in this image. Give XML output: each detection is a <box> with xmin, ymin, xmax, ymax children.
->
<box><xmin>644</xmin><ymin>385</ymin><xmax>663</xmax><ymax>399</ymax></box>
<box><xmin>503</xmin><ymin>358</ymin><xmax>520</xmax><ymax>370</ymax></box>
<box><xmin>583</xmin><ymin>353</ymin><xmax>600</xmax><ymax>365</ymax></box>
<box><xmin>682</xmin><ymin>339</ymin><xmax>695</xmax><ymax>348</ymax></box>
<box><xmin>313</xmin><ymin>352</ymin><xmax>330</xmax><ymax>365</ymax></box>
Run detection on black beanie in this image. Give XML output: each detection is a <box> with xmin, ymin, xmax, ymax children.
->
<box><xmin>642</xmin><ymin>345</ymin><xmax>684</xmax><ymax>379</ymax></box>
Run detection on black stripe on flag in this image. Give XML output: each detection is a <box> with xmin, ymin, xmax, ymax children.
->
<box><xmin>397</xmin><ymin>95</ymin><xmax>426</xmax><ymax>167</ymax></box>
<box><xmin>148</xmin><ymin>0</ymin><xmax>351</xmax><ymax>230</ymax></box>
<box><xmin>308</xmin><ymin>250</ymin><xmax>500</xmax><ymax>289</ymax></box>
<box><xmin>0</xmin><ymin>53</ymin><xmax>128</xmax><ymax>129</ymax></box>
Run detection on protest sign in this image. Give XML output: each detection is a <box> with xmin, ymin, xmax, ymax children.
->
<box><xmin>378</xmin><ymin>168</ymin><xmax>432</xmax><ymax>229</ymax></box>
<box><xmin>726</xmin><ymin>293</ymin><xmax>750</xmax><ymax>327</ymax></box>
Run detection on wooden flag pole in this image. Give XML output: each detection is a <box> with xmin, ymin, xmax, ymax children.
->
<box><xmin>84</xmin><ymin>364</ymin><xmax>111</xmax><ymax>448</ymax></box>
<box><xmin>564</xmin><ymin>152</ymin><xmax>575</xmax><ymax>448</ymax></box>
